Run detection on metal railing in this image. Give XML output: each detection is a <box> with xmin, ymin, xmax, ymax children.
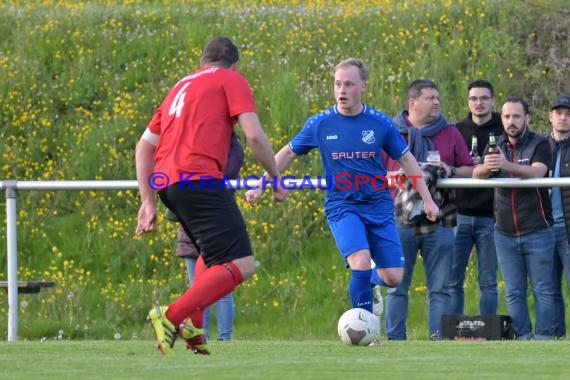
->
<box><xmin>3</xmin><ymin>177</ymin><xmax>570</xmax><ymax>341</ymax></box>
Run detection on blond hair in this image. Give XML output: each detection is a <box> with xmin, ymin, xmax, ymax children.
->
<box><xmin>334</xmin><ymin>58</ymin><xmax>369</xmax><ymax>81</ymax></box>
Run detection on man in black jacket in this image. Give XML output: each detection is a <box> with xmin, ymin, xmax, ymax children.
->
<box><xmin>547</xmin><ymin>95</ymin><xmax>570</xmax><ymax>338</ymax></box>
<box><xmin>450</xmin><ymin>80</ymin><xmax>503</xmax><ymax>316</ymax></box>
<box><xmin>474</xmin><ymin>96</ymin><xmax>554</xmax><ymax>339</ymax></box>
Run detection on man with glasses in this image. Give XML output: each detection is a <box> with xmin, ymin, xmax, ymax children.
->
<box><xmin>450</xmin><ymin>80</ymin><xmax>503</xmax><ymax>316</ymax></box>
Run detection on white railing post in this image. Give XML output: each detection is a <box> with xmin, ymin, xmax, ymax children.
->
<box><xmin>5</xmin><ymin>181</ymin><xmax>19</xmax><ymax>342</ymax></box>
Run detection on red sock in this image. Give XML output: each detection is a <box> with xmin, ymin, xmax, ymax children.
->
<box><xmin>166</xmin><ymin>262</ymin><xmax>243</xmax><ymax>327</ymax></box>
<box><xmin>194</xmin><ymin>255</ymin><xmax>208</xmax><ymax>282</ymax></box>
<box><xmin>183</xmin><ymin>255</ymin><xmax>208</xmax><ymax>329</ymax></box>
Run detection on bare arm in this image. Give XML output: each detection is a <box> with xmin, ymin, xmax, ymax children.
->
<box><xmin>502</xmin><ymin>161</ymin><xmax>548</xmax><ymax>178</ymax></box>
<box><xmin>455</xmin><ymin>165</ymin><xmax>473</xmax><ymax>178</ymax></box>
<box><xmin>135</xmin><ymin>138</ymin><xmax>157</xmax><ymax>235</ymax></box>
<box><xmin>396</xmin><ymin>151</ymin><xmax>439</xmax><ymax>221</ymax></box>
<box><xmin>265</xmin><ymin>144</ymin><xmax>298</xmax><ymax>176</ymax></box>
<box><xmin>473</xmin><ymin>163</ymin><xmax>491</xmax><ymax>179</ymax></box>
<box><xmin>438</xmin><ymin>162</ymin><xmax>472</xmax><ymax>178</ymax></box>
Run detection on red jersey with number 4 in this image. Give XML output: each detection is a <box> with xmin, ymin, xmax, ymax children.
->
<box><xmin>147</xmin><ymin>66</ymin><xmax>256</xmax><ymax>183</ymax></box>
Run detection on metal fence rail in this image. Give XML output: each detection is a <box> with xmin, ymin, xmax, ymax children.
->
<box><xmin>3</xmin><ymin>177</ymin><xmax>570</xmax><ymax>341</ymax></box>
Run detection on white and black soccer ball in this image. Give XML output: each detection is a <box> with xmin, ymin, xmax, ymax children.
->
<box><xmin>337</xmin><ymin>308</ymin><xmax>380</xmax><ymax>346</ymax></box>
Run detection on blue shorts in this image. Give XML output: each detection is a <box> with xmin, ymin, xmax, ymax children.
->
<box><xmin>328</xmin><ymin>208</ymin><xmax>404</xmax><ymax>268</ymax></box>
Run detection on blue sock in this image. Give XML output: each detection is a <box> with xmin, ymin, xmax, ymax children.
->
<box><xmin>349</xmin><ymin>269</ymin><xmax>373</xmax><ymax>312</ymax></box>
<box><xmin>371</xmin><ymin>269</ymin><xmax>386</xmax><ymax>287</ymax></box>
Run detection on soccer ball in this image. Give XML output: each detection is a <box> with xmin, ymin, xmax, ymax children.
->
<box><xmin>337</xmin><ymin>308</ymin><xmax>380</xmax><ymax>346</ymax></box>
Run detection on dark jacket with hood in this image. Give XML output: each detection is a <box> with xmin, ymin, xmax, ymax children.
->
<box><xmin>455</xmin><ymin>112</ymin><xmax>503</xmax><ymax>217</ymax></box>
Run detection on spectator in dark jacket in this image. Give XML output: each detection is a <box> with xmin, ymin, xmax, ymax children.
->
<box><xmin>450</xmin><ymin>80</ymin><xmax>503</xmax><ymax>316</ymax></box>
<box><xmin>546</xmin><ymin>94</ymin><xmax>570</xmax><ymax>338</ymax></box>
<box><xmin>474</xmin><ymin>96</ymin><xmax>554</xmax><ymax>339</ymax></box>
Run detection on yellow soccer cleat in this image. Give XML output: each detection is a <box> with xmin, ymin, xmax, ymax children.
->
<box><xmin>179</xmin><ymin>318</ymin><xmax>210</xmax><ymax>355</ymax></box>
<box><xmin>147</xmin><ymin>305</ymin><xmax>178</xmax><ymax>355</ymax></box>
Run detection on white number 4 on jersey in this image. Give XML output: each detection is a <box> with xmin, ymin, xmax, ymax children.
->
<box><xmin>168</xmin><ymin>82</ymin><xmax>191</xmax><ymax>118</ymax></box>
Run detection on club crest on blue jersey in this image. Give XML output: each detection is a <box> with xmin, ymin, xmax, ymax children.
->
<box><xmin>362</xmin><ymin>130</ymin><xmax>375</xmax><ymax>144</ymax></box>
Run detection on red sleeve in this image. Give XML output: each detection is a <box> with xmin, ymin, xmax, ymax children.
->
<box><xmin>452</xmin><ymin>126</ymin><xmax>474</xmax><ymax>167</ymax></box>
<box><xmin>147</xmin><ymin>107</ymin><xmax>162</xmax><ymax>135</ymax></box>
<box><xmin>224</xmin><ymin>73</ymin><xmax>256</xmax><ymax>118</ymax></box>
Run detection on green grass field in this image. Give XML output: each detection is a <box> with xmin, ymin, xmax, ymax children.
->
<box><xmin>1</xmin><ymin>340</ymin><xmax>570</xmax><ymax>379</ymax></box>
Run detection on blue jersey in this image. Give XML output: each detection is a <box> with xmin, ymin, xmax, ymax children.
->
<box><xmin>289</xmin><ymin>104</ymin><xmax>409</xmax><ymax>214</ymax></box>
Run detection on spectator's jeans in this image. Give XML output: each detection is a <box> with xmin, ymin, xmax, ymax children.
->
<box><xmin>185</xmin><ymin>258</ymin><xmax>234</xmax><ymax>341</ymax></box>
<box><xmin>494</xmin><ymin>228</ymin><xmax>555</xmax><ymax>339</ymax></box>
<box><xmin>386</xmin><ymin>225</ymin><xmax>454</xmax><ymax>340</ymax></box>
<box><xmin>450</xmin><ymin>214</ymin><xmax>498</xmax><ymax>315</ymax></box>
<box><xmin>552</xmin><ymin>224</ymin><xmax>570</xmax><ymax>337</ymax></box>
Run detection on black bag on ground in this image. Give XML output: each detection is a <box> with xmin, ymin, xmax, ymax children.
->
<box><xmin>441</xmin><ymin>315</ymin><xmax>514</xmax><ymax>340</ymax></box>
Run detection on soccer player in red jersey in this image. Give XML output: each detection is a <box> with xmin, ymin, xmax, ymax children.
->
<box><xmin>135</xmin><ymin>37</ymin><xmax>286</xmax><ymax>355</ymax></box>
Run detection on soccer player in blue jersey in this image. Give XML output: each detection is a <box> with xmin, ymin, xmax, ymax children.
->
<box><xmin>246</xmin><ymin>58</ymin><xmax>438</xmax><ymax>317</ymax></box>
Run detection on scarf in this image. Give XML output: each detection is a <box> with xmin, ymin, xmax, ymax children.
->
<box><xmin>393</xmin><ymin>110</ymin><xmax>449</xmax><ymax>162</ymax></box>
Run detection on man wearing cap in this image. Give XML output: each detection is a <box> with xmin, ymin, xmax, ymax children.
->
<box><xmin>547</xmin><ymin>95</ymin><xmax>570</xmax><ymax>338</ymax></box>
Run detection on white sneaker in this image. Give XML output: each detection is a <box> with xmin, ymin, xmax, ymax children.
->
<box><xmin>372</xmin><ymin>285</ymin><xmax>383</xmax><ymax>316</ymax></box>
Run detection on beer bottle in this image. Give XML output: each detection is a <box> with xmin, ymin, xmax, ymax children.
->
<box><xmin>470</xmin><ymin>136</ymin><xmax>478</xmax><ymax>157</ymax></box>
<box><xmin>488</xmin><ymin>133</ymin><xmax>500</xmax><ymax>175</ymax></box>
